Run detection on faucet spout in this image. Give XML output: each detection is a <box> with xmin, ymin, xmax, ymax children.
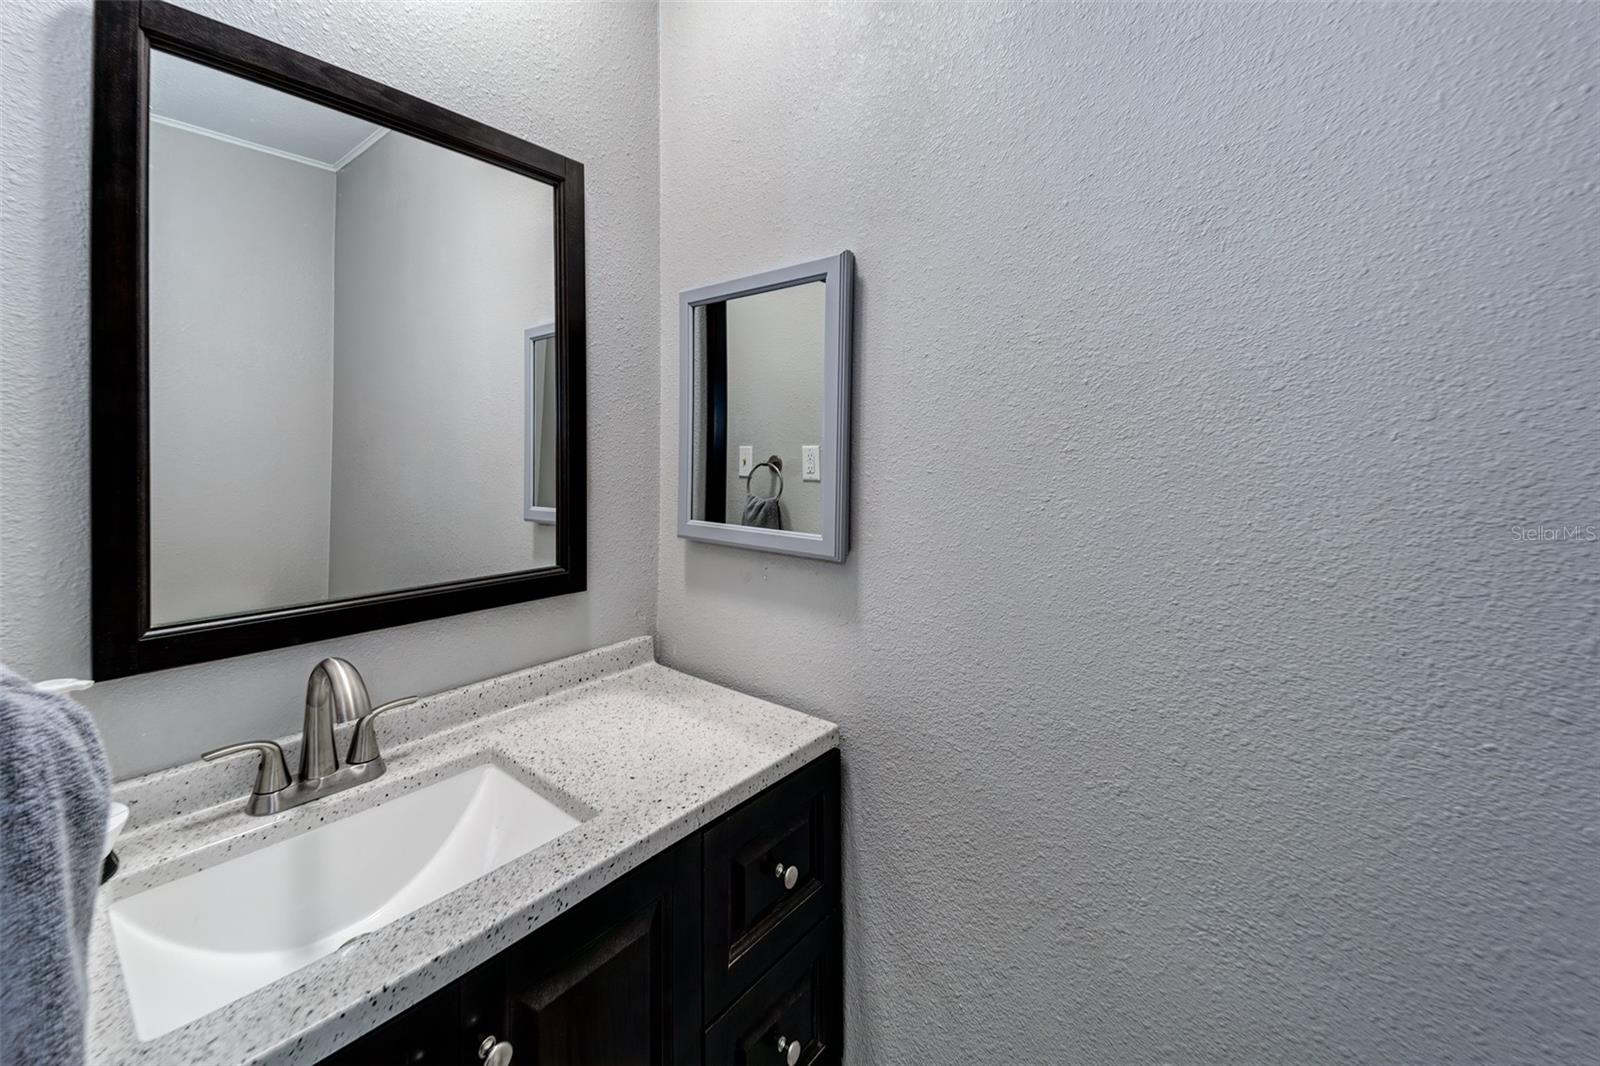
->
<box><xmin>300</xmin><ymin>657</ymin><xmax>372</xmax><ymax>782</ymax></box>
<box><xmin>206</xmin><ymin>656</ymin><xmax>414</xmax><ymax>816</ymax></box>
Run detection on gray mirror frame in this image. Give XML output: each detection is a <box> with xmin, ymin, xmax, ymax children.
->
<box><xmin>677</xmin><ymin>252</ymin><xmax>854</xmax><ymax>562</ymax></box>
<box><xmin>524</xmin><ymin>323</ymin><xmax>556</xmax><ymax>525</ymax></box>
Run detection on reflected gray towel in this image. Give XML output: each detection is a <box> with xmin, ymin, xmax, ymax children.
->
<box><xmin>0</xmin><ymin>665</ymin><xmax>111</xmax><ymax>1066</ymax></box>
<box><xmin>741</xmin><ymin>493</ymin><xmax>783</xmax><ymax>530</ymax></box>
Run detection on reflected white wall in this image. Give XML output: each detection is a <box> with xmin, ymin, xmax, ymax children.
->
<box><xmin>328</xmin><ymin>131</ymin><xmax>555</xmax><ymax>596</ymax></box>
<box><xmin>148</xmin><ymin>121</ymin><xmax>336</xmax><ymax>623</ymax></box>
<box><xmin>721</xmin><ymin>282</ymin><xmax>824</xmax><ymax>533</ymax></box>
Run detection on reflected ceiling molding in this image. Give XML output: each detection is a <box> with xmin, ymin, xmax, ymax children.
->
<box><xmin>150</xmin><ymin>113</ymin><xmax>389</xmax><ymax>173</ymax></box>
<box><xmin>150</xmin><ymin>112</ymin><xmax>343</xmax><ymax>171</ymax></box>
<box><xmin>330</xmin><ymin>127</ymin><xmax>388</xmax><ymax>170</ymax></box>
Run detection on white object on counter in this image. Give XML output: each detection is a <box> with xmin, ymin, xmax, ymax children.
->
<box><xmin>104</xmin><ymin>803</ymin><xmax>130</xmax><ymax>860</ymax></box>
<box><xmin>34</xmin><ymin>677</ymin><xmax>94</xmax><ymax>695</ymax></box>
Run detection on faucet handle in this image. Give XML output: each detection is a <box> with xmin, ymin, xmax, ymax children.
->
<box><xmin>346</xmin><ymin>697</ymin><xmax>418</xmax><ymax>766</ymax></box>
<box><xmin>203</xmin><ymin>741</ymin><xmax>291</xmax><ymax>796</ymax></box>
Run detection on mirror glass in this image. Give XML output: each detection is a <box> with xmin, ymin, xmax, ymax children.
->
<box><xmin>689</xmin><ymin>281</ymin><xmax>826</xmax><ymax>535</ymax></box>
<box><xmin>147</xmin><ymin>51</ymin><xmax>557</xmax><ymax>626</ymax></box>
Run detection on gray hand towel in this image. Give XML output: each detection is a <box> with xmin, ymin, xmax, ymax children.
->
<box><xmin>740</xmin><ymin>493</ymin><xmax>784</xmax><ymax>530</ymax></box>
<box><xmin>0</xmin><ymin>665</ymin><xmax>111</xmax><ymax>1066</ymax></box>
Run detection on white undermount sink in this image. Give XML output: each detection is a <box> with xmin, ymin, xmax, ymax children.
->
<box><xmin>108</xmin><ymin>763</ymin><xmax>584</xmax><ymax>1040</ymax></box>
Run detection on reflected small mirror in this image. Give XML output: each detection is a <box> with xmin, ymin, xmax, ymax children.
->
<box><xmin>525</xmin><ymin>325</ymin><xmax>557</xmax><ymax>523</ymax></box>
<box><xmin>678</xmin><ymin>253</ymin><xmax>854</xmax><ymax>561</ymax></box>
<box><xmin>146</xmin><ymin>50</ymin><xmax>558</xmax><ymax>626</ymax></box>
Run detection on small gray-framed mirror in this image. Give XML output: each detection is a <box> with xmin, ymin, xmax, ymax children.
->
<box><xmin>677</xmin><ymin>252</ymin><xmax>854</xmax><ymax>561</ymax></box>
<box><xmin>525</xmin><ymin>323</ymin><xmax>557</xmax><ymax>525</ymax></box>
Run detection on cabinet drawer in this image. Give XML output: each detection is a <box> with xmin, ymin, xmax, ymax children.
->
<box><xmin>703</xmin><ymin>751</ymin><xmax>839</xmax><ymax>1014</ymax></box>
<box><xmin>704</xmin><ymin>912</ymin><xmax>841</xmax><ymax>1066</ymax></box>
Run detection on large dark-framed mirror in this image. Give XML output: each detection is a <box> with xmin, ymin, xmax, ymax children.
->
<box><xmin>91</xmin><ymin>1</ymin><xmax>586</xmax><ymax>679</ymax></box>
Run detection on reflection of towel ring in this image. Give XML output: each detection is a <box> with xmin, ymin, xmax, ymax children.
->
<box><xmin>746</xmin><ymin>456</ymin><xmax>783</xmax><ymax>500</ymax></box>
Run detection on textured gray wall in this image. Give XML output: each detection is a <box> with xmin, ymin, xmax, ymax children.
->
<box><xmin>658</xmin><ymin>3</ymin><xmax>1599</xmax><ymax>1063</ymax></box>
<box><xmin>1</xmin><ymin>1</ymin><xmax>1596</xmax><ymax>1060</ymax></box>
<box><xmin>148</xmin><ymin>120</ymin><xmax>336</xmax><ymax>624</ymax></box>
<box><xmin>328</xmin><ymin>129</ymin><xmax>554</xmax><ymax>597</ymax></box>
<box><xmin>0</xmin><ymin>0</ymin><xmax>659</xmax><ymax>778</ymax></box>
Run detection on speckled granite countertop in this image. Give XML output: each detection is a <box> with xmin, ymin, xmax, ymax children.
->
<box><xmin>86</xmin><ymin>638</ymin><xmax>838</xmax><ymax>1066</ymax></box>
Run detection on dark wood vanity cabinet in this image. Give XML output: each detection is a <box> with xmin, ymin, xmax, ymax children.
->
<box><xmin>491</xmin><ymin>838</ymin><xmax>702</xmax><ymax>1065</ymax></box>
<box><xmin>701</xmin><ymin>755</ymin><xmax>840</xmax><ymax>1020</ymax></box>
<box><xmin>320</xmin><ymin>751</ymin><xmax>840</xmax><ymax>1066</ymax></box>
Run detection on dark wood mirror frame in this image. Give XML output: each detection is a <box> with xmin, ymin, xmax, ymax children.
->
<box><xmin>91</xmin><ymin>1</ymin><xmax>587</xmax><ymax>679</ymax></box>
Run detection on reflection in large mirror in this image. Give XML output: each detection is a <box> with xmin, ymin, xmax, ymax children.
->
<box><xmin>678</xmin><ymin>254</ymin><xmax>854</xmax><ymax>562</ymax></box>
<box><xmin>92</xmin><ymin>0</ymin><xmax>586</xmax><ymax>678</ymax></box>
<box><xmin>525</xmin><ymin>325</ymin><xmax>558</xmax><ymax>524</ymax></box>
<box><xmin>146</xmin><ymin>51</ymin><xmax>556</xmax><ymax>626</ymax></box>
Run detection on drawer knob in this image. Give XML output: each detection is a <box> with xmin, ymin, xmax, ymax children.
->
<box><xmin>774</xmin><ymin>862</ymin><xmax>799</xmax><ymax>890</ymax></box>
<box><xmin>777</xmin><ymin>1035</ymin><xmax>802</xmax><ymax>1065</ymax></box>
<box><xmin>477</xmin><ymin>1035</ymin><xmax>513</xmax><ymax>1066</ymax></box>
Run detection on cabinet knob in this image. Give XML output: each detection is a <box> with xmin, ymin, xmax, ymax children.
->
<box><xmin>776</xmin><ymin>1035</ymin><xmax>802</xmax><ymax>1065</ymax></box>
<box><xmin>477</xmin><ymin>1035</ymin><xmax>513</xmax><ymax>1066</ymax></box>
<box><xmin>774</xmin><ymin>862</ymin><xmax>799</xmax><ymax>890</ymax></box>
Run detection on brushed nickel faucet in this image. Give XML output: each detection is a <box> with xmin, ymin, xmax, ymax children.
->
<box><xmin>202</xmin><ymin>658</ymin><xmax>416</xmax><ymax>816</ymax></box>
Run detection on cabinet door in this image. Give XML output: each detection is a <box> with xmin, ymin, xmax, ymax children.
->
<box><xmin>495</xmin><ymin>840</ymin><xmax>703</xmax><ymax>1065</ymax></box>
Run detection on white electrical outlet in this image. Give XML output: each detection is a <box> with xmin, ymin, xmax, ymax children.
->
<box><xmin>738</xmin><ymin>446</ymin><xmax>753</xmax><ymax>476</ymax></box>
<box><xmin>802</xmin><ymin>445</ymin><xmax>821</xmax><ymax>481</ymax></box>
